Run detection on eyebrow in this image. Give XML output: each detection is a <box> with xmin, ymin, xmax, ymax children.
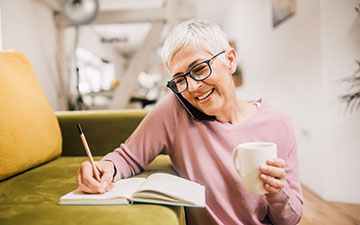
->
<box><xmin>172</xmin><ymin>59</ymin><xmax>203</xmax><ymax>78</ymax></box>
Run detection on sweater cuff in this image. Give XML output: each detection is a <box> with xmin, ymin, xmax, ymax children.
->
<box><xmin>101</xmin><ymin>152</ymin><xmax>122</xmax><ymax>182</ymax></box>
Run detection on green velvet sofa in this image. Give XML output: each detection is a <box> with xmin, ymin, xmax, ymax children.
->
<box><xmin>0</xmin><ymin>51</ymin><xmax>185</xmax><ymax>225</ymax></box>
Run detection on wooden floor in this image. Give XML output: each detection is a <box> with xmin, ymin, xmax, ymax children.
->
<box><xmin>299</xmin><ymin>185</ymin><xmax>360</xmax><ymax>225</ymax></box>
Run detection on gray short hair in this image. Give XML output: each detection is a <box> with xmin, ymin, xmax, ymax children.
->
<box><xmin>161</xmin><ymin>19</ymin><xmax>230</xmax><ymax>69</ymax></box>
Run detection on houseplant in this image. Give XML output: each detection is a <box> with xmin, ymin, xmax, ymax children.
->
<box><xmin>341</xmin><ymin>60</ymin><xmax>360</xmax><ymax>112</ymax></box>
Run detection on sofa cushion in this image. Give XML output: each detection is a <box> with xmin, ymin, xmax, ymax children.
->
<box><xmin>0</xmin><ymin>155</ymin><xmax>185</xmax><ymax>225</ymax></box>
<box><xmin>0</xmin><ymin>50</ymin><xmax>62</xmax><ymax>180</ymax></box>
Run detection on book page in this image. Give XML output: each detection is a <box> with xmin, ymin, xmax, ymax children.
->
<box><xmin>59</xmin><ymin>177</ymin><xmax>146</xmax><ymax>203</ymax></box>
<box><xmin>132</xmin><ymin>173</ymin><xmax>205</xmax><ymax>207</ymax></box>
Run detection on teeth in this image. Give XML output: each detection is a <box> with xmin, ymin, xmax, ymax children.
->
<box><xmin>198</xmin><ymin>89</ymin><xmax>213</xmax><ymax>100</ymax></box>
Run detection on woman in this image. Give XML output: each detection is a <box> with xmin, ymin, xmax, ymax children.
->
<box><xmin>78</xmin><ymin>19</ymin><xmax>303</xmax><ymax>225</ymax></box>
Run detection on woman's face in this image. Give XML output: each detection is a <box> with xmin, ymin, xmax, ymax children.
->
<box><xmin>167</xmin><ymin>47</ymin><xmax>237</xmax><ymax>117</ymax></box>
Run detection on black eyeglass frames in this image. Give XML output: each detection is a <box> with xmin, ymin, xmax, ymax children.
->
<box><xmin>166</xmin><ymin>50</ymin><xmax>226</xmax><ymax>94</ymax></box>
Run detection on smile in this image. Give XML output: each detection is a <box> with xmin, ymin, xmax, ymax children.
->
<box><xmin>196</xmin><ymin>88</ymin><xmax>214</xmax><ymax>101</ymax></box>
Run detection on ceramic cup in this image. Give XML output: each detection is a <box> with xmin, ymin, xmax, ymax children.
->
<box><xmin>232</xmin><ymin>142</ymin><xmax>277</xmax><ymax>194</ymax></box>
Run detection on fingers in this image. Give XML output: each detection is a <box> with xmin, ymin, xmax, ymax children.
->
<box><xmin>77</xmin><ymin>160</ymin><xmax>116</xmax><ymax>193</ymax></box>
<box><xmin>259</xmin><ymin>158</ymin><xmax>287</xmax><ymax>196</ymax></box>
<box><xmin>267</xmin><ymin>158</ymin><xmax>286</xmax><ymax>169</ymax></box>
<box><xmin>77</xmin><ymin>161</ymin><xmax>106</xmax><ymax>194</ymax></box>
<box><xmin>77</xmin><ymin>168</ymin><xmax>97</xmax><ymax>193</ymax></box>
<box><xmin>264</xmin><ymin>183</ymin><xmax>281</xmax><ymax>195</ymax></box>
<box><xmin>260</xmin><ymin>165</ymin><xmax>286</xmax><ymax>179</ymax></box>
<box><xmin>260</xmin><ymin>173</ymin><xmax>285</xmax><ymax>190</ymax></box>
<box><xmin>97</xmin><ymin>161</ymin><xmax>115</xmax><ymax>192</ymax></box>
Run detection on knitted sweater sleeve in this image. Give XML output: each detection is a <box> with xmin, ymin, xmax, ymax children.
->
<box><xmin>101</xmin><ymin>94</ymin><xmax>180</xmax><ymax>181</ymax></box>
<box><xmin>266</xmin><ymin>114</ymin><xmax>303</xmax><ymax>225</ymax></box>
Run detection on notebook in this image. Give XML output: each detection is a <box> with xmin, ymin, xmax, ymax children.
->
<box><xmin>59</xmin><ymin>173</ymin><xmax>205</xmax><ymax>207</ymax></box>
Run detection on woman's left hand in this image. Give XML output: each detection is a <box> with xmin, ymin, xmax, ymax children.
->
<box><xmin>259</xmin><ymin>158</ymin><xmax>286</xmax><ymax>197</ymax></box>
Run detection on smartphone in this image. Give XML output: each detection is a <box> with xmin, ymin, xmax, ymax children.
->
<box><xmin>174</xmin><ymin>93</ymin><xmax>216</xmax><ymax>122</ymax></box>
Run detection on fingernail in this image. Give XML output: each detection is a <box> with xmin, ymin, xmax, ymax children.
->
<box><xmin>268</xmin><ymin>158</ymin><xmax>275</xmax><ymax>163</ymax></box>
<box><xmin>102</xmin><ymin>181</ymin><xmax>108</xmax><ymax>188</ymax></box>
<box><xmin>260</xmin><ymin>174</ymin><xmax>267</xmax><ymax>179</ymax></box>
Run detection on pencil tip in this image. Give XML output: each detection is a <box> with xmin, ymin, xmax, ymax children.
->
<box><xmin>77</xmin><ymin>123</ymin><xmax>83</xmax><ymax>134</ymax></box>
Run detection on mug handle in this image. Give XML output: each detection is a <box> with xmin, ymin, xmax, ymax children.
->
<box><xmin>232</xmin><ymin>147</ymin><xmax>240</xmax><ymax>173</ymax></box>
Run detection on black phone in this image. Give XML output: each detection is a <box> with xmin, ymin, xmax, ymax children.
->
<box><xmin>174</xmin><ymin>93</ymin><xmax>216</xmax><ymax>122</ymax></box>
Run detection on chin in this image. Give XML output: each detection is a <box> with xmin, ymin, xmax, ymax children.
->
<box><xmin>199</xmin><ymin>107</ymin><xmax>217</xmax><ymax>117</ymax></box>
<box><xmin>188</xmin><ymin>97</ymin><xmax>219</xmax><ymax>116</ymax></box>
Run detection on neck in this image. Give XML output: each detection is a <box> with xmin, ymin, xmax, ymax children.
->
<box><xmin>216</xmin><ymin>97</ymin><xmax>241</xmax><ymax>124</ymax></box>
<box><xmin>216</xmin><ymin>98</ymin><xmax>257</xmax><ymax>125</ymax></box>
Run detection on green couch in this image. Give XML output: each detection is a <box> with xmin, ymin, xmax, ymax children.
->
<box><xmin>0</xmin><ymin>51</ymin><xmax>185</xmax><ymax>225</ymax></box>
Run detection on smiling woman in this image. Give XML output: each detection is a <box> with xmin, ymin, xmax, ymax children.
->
<box><xmin>162</xmin><ymin>19</ymin><xmax>251</xmax><ymax>124</ymax></box>
<box><xmin>77</xmin><ymin>19</ymin><xmax>304</xmax><ymax>225</ymax></box>
<box><xmin>167</xmin><ymin>47</ymin><xmax>242</xmax><ymax>123</ymax></box>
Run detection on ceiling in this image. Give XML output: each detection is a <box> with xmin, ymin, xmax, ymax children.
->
<box><xmin>46</xmin><ymin>0</ymin><xmax>235</xmax><ymax>57</ymax></box>
<box><xmin>91</xmin><ymin>23</ymin><xmax>153</xmax><ymax>56</ymax></box>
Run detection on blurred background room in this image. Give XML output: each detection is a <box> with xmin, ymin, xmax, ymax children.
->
<box><xmin>0</xmin><ymin>0</ymin><xmax>359</xmax><ymax>224</ymax></box>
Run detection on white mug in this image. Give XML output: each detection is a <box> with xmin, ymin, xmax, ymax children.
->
<box><xmin>232</xmin><ymin>142</ymin><xmax>277</xmax><ymax>194</ymax></box>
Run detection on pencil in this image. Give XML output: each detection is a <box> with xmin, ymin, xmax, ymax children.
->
<box><xmin>77</xmin><ymin>123</ymin><xmax>101</xmax><ymax>181</ymax></box>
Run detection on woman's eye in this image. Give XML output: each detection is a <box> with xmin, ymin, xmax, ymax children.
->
<box><xmin>194</xmin><ymin>65</ymin><xmax>206</xmax><ymax>73</ymax></box>
<box><xmin>175</xmin><ymin>77</ymin><xmax>185</xmax><ymax>84</ymax></box>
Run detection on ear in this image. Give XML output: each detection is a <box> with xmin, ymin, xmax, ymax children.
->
<box><xmin>226</xmin><ymin>48</ymin><xmax>237</xmax><ymax>74</ymax></box>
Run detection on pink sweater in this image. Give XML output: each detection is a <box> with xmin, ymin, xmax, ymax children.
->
<box><xmin>102</xmin><ymin>94</ymin><xmax>303</xmax><ymax>225</ymax></box>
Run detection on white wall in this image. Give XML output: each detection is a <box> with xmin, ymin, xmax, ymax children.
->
<box><xmin>0</xmin><ymin>8</ymin><xmax>2</xmax><ymax>50</ymax></box>
<box><xmin>0</xmin><ymin>0</ymin><xmax>67</xmax><ymax>110</ymax></box>
<box><xmin>319</xmin><ymin>0</ymin><xmax>360</xmax><ymax>203</ymax></box>
<box><xmin>223</xmin><ymin>0</ymin><xmax>360</xmax><ymax>203</ymax></box>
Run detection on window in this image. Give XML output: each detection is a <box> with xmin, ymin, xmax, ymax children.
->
<box><xmin>76</xmin><ymin>47</ymin><xmax>115</xmax><ymax>94</ymax></box>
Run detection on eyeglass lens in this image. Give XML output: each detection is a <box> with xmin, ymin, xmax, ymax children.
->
<box><xmin>170</xmin><ymin>62</ymin><xmax>211</xmax><ymax>93</ymax></box>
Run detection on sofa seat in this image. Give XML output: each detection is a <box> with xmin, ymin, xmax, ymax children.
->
<box><xmin>0</xmin><ymin>155</ymin><xmax>185</xmax><ymax>225</ymax></box>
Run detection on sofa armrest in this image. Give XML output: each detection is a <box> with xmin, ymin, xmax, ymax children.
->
<box><xmin>55</xmin><ymin>109</ymin><xmax>148</xmax><ymax>156</ymax></box>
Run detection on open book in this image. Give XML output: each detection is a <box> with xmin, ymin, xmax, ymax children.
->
<box><xmin>59</xmin><ymin>173</ymin><xmax>205</xmax><ymax>207</ymax></box>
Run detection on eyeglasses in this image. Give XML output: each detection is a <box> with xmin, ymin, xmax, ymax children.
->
<box><xmin>166</xmin><ymin>51</ymin><xmax>225</xmax><ymax>94</ymax></box>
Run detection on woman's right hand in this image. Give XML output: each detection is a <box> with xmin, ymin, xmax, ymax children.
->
<box><xmin>77</xmin><ymin>160</ymin><xmax>115</xmax><ymax>194</ymax></box>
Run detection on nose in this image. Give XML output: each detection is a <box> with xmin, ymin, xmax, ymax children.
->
<box><xmin>186</xmin><ymin>76</ymin><xmax>202</xmax><ymax>92</ymax></box>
